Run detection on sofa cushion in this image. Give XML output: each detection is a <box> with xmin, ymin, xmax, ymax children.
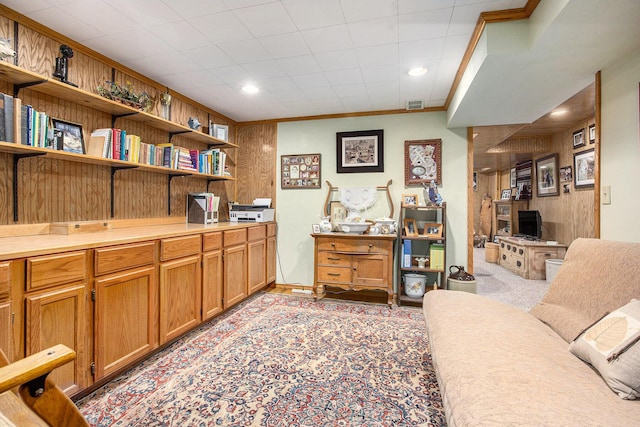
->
<box><xmin>569</xmin><ymin>299</ymin><xmax>640</xmax><ymax>399</ymax></box>
<box><xmin>530</xmin><ymin>238</ymin><xmax>640</xmax><ymax>342</ymax></box>
<box><xmin>424</xmin><ymin>290</ymin><xmax>640</xmax><ymax>426</ymax></box>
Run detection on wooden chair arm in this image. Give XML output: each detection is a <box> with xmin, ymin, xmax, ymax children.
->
<box><xmin>0</xmin><ymin>344</ymin><xmax>75</xmax><ymax>395</ymax></box>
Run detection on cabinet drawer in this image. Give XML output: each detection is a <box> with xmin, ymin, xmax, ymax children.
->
<box><xmin>0</xmin><ymin>262</ymin><xmax>9</xmax><ymax>301</ymax></box>
<box><xmin>94</xmin><ymin>242</ymin><xmax>156</xmax><ymax>276</ymax></box>
<box><xmin>267</xmin><ymin>223</ymin><xmax>276</xmax><ymax>237</ymax></box>
<box><xmin>316</xmin><ymin>237</ymin><xmax>389</xmax><ymax>254</ymax></box>
<box><xmin>224</xmin><ymin>229</ymin><xmax>247</xmax><ymax>247</ymax></box>
<box><xmin>317</xmin><ymin>252</ymin><xmax>351</xmax><ymax>267</ymax></box>
<box><xmin>202</xmin><ymin>232</ymin><xmax>222</xmax><ymax>252</ymax></box>
<box><xmin>160</xmin><ymin>235</ymin><xmax>201</xmax><ymax>261</ymax></box>
<box><xmin>247</xmin><ymin>225</ymin><xmax>266</xmax><ymax>241</ymax></box>
<box><xmin>317</xmin><ymin>266</ymin><xmax>351</xmax><ymax>283</ymax></box>
<box><xmin>27</xmin><ymin>251</ymin><xmax>87</xmax><ymax>291</ymax></box>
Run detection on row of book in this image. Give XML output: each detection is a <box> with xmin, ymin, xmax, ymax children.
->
<box><xmin>401</xmin><ymin>240</ymin><xmax>444</xmax><ymax>270</ymax></box>
<box><xmin>0</xmin><ymin>93</ymin><xmax>56</xmax><ymax>147</ymax></box>
<box><xmin>88</xmin><ymin>128</ymin><xmax>228</xmax><ymax>175</ymax></box>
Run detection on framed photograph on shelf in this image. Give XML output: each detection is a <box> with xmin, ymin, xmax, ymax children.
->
<box><xmin>510</xmin><ymin>167</ymin><xmax>516</xmax><ymax>188</ymax></box>
<box><xmin>589</xmin><ymin>124</ymin><xmax>596</xmax><ymax>144</ymax></box>
<box><xmin>336</xmin><ymin>129</ymin><xmax>384</xmax><ymax>173</ymax></box>
<box><xmin>402</xmin><ymin>193</ymin><xmax>418</xmax><ymax>207</ymax></box>
<box><xmin>573</xmin><ymin>128</ymin><xmax>585</xmax><ymax>148</ymax></box>
<box><xmin>404</xmin><ymin>139</ymin><xmax>442</xmax><ymax>186</ymax></box>
<box><xmin>212</xmin><ymin>124</ymin><xmax>229</xmax><ymax>141</ymax></box>
<box><xmin>281</xmin><ymin>153</ymin><xmax>321</xmax><ymax>189</ymax></box>
<box><xmin>536</xmin><ymin>153</ymin><xmax>559</xmax><ymax>197</ymax></box>
<box><xmin>404</xmin><ymin>218</ymin><xmax>418</xmax><ymax>236</ymax></box>
<box><xmin>423</xmin><ymin>223</ymin><xmax>443</xmax><ymax>238</ymax></box>
<box><xmin>329</xmin><ymin>201</ymin><xmax>347</xmax><ymax>231</ymax></box>
<box><xmin>312</xmin><ymin>224</ymin><xmax>321</xmax><ymax>234</ymax></box>
<box><xmin>574</xmin><ymin>148</ymin><xmax>595</xmax><ymax>189</ymax></box>
<box><xmin>51</xmin><ymin>118</ymin><xmax>85</xmax><ymax>154</ymax></box>
<box><xmin>500</xmin><ymin>189</ymin><xmax>512</xmax><ymax>200</ymax></box>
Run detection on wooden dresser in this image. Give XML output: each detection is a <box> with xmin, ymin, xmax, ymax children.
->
<box><xmin>497</xmin><ymin>236</ymin><xmax>567</xmax><ymax>280</ymax></box>
<box><xmin>312</xmin><ymin>233</ymin><xmax>395</xmax><ymax>306</ymax></box>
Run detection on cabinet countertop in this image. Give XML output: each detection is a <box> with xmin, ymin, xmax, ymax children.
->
<box><xmin>0</xmin><ymin>221</ymin><xmax>273</xmax><ymax>260</ymax></box>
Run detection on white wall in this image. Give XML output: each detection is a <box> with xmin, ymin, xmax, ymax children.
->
<box><xmin>600</xmin><ymin>46</ymin><xmax>640</xmax><ymax>242</ymax></box>
<box><xmin>275</xmin><ymin>112</ymin><xmax>468</xmax><ymax>288</ymax></box>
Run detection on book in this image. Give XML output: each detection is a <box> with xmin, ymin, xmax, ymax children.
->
<box><xmin>429</xmin><ymin>243</ymin><xmax>445</xmax><ymax>270</ymax></box>
<box><xmin>2</xmin><ymin>93</ymin><xmax>14</xmax><ymax>143</ymax></box>
<box><xmin>403</xmin><ymin>239</ymin><xmax>412</xmax><ymax>268</ymax></box>
<box><xmin>13</xmin><ymin>97</ymin><xmax>21</xmax><ymax>144</ymax></box>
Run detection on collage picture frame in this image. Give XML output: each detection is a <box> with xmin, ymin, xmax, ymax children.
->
<box><xmin>281</xmin><ymin>153</ymin><xmax>321</xmax><ymax>189</ymax></box>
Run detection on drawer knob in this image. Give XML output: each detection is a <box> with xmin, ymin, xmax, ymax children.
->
<box><xmin>516</xmin><ymin>261</ymin><xmax>522</xmax><ymax>267</ymax></box>
<box><xmin>330</xmin><ymin>242</ymin><xmax>336</xmax><ymax>247</ymax></box>
<box><xmin>368</xmin><ymin>244</ymin><xmax>373</xmax><ymax>248</ymax></box>
<box><xmin>502</xmin><ymin>254</ymin><xmax>506</xmax><ymax>260</ymax></box>
<box><xmin>328</xmin><ymin>272</ymin><xmax>340</xmax><ymax>277</ymax></box>
<box><xmin>519</xmin><ymin>249</ymin><xmax>524</xmax><ymax>255</ymax></box>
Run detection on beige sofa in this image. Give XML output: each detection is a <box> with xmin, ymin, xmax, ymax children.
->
<box><xmin>423</xmin><ymin>238</ymin><xmax>640</xmax><ymax>426</ymax></box>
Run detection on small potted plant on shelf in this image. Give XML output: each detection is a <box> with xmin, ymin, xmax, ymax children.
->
<box><xmin>96</xmin><ymin>80</ymin><xmax>155</xmax><ymax>112</ymax></box>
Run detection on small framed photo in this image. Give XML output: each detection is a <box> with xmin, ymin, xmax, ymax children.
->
<box><xmin>402</xmin><ymin>193</ymin><xmax>418</xmax><ymax>207</ymax></box>
<box><xmin>500</xmin><ymin>189</ymin><xmax>512</xmax><ymax>200</ymax></box>
<box><xmin>329</xmin><ymin>201</ymin><xmax>347</xmax><ymax>231</ymax></box>
<box><xmin>560</xmin><ymin>166</ymin><xmax>572</xmax><ymax>182</ymax></box>
<box><xmin>212</xmin><ymin>124</ymin><xmax>229</xmax><ymax>141</ymax></box>
<box><xmin>589</xmin><ymin>124</ymin><xmax>596</xmax><ymax>144</ymax></box>
<box><xmin>404</xmin><ymin>218</ymin><xmax>418</xmax><ymax>236</ymax></box>
<box><xmin>423</xmin><ymin>223</ymin><xmax>443</xmax><ymax>238</ymax></box>
<box><xmin>281</xmin><ymin>153</ymin><xmax>321</xmax><ymax>189</ymax></box>
<box><xmin>312</xmin><ymin>224</ymin><xmax>321</xmax><ymax>234</ymax></box>
<box><xmin>510</xmin><ymin>167</ymin><xmax>516</xmax><ymax>188</ymax></box>
<box><xmin>573</xmin><ymin>128</ymin><xmax>585</xmax><ymax>149</ymax></box>
<box><xmin>536</xmin><ymin>153</ymin><xmax>559</xmax><ymax>197</ymax></box>
<box><xmin>574</xmin><ymin>148</ymin><xmax>595</xmax><ymax>189</ymax></box>
<box><xmin>336</xmin><ymin>129</ymin><xmax>384</xmax><ymax>173</ymax></box>
<box><xmin>51</xmin><ymin>118</ymin><xmax>84</xmax><ymax>154</ymax></box>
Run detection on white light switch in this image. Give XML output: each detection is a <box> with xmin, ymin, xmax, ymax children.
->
<box><xmin>602</xmin><ymin>185</ymin><xmax>611</xmax><ymax>205</ymax></box>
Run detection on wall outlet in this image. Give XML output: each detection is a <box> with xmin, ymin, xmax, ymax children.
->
<box><xmin>602</xmin><ymin>185</ymin><xmax>611</xmax><ymax>205</ymax></box>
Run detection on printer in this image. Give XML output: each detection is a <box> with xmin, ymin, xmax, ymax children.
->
<box><xmin>229</xmin><ymin>198</ymin><xmax>274</xmax><ymax>223</ymax></box>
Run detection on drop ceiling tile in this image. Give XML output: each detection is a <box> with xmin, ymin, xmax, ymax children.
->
<box><xmin>277</xmin><ymin>55</ymin><xmax>322</xmax><ymax>76</ymax></box>
<box><xmin>399</xmin><ymin>7</ymin><xmax>452</xmax><ymax>41</ymax></box>
<box><xmin>209</xmin><ymin>65</ymin><xmax>254</xmax><ymax>86</ymax></box>
<box><xmin>340</xmin><ymin>96</ymin><xmax>372</xmax><ymax>112</ymax></box>
<box><xmin>356</xmin><ymin>44</ymin><xmax>399</xmax><ymax>67</ymax></box>
<box><xmin>183</xmin><ymin>45</ymin><xmax>235</xmax><ymax>69</ymax></box>
<box><xmin>302</xmin><ymin>85</ymin><xmax>338</xmax><ymax>99</ymax></box>
<box><xmin>1</xmin><ymin>0</ymin><xmax>50</xmax><ymax>14</ymax></box>
<box><xmin>311</xmin><ymin>97</ymin><xmax>344</xmax><ymax>111</ymax></box>
<box><xmin>291</xmin><ymin>72</ymin><xmax>331</xmax><ymax>89</ymax></box>
<box><xmin>169</xmin><ymin>69</ymin><xmax>222</xmax><ymax>91</ymax></box>
<box><xmin>315</xmin><ymin>49</ymin><xmax>360</xmax><ymax>71</ymax></box>
<box><xmin>441</xmin><ymin>33</ymin><xmax>471</xmax><ymax>59</ymax></box>
<box><xmin>26</xmin><ymin>7</ymin><xmax>103</xmax><ymax>42</ymax></box>
<box><xmin>448</xmin><ymin>1</ymin><xmax>512</xmax><ymax>36</ymax></box>
<box><xmin>260</xmin><ymin>76</ymin><xmax>299</xmax><ymax>92</ymax></box>
<box><xmin>302</xmin><ymin>25</ymin><xmax>353</xmax><ymax>53</ymax></box>
<box><xmin>399</xmin><ymin>38</ymin><xmax>445</xmax><ymax>66</ymax></box>
<box><xmin>233</xmin><ymin>2</ymin><xmax>297</xmax><ymax>38</ymax></box>
<box><xmin>348</xmin><ymin>16</ymin><xmax>398</xmax><ymax>48</ymax></box>
<box><xmin>398</xmin><ymin>0</ymin><xmax>455</xmax><ymax>15</ymax></box>
<box><xmin>332</xmin><ymin>83</ymin><xmax>367</xmax><ymax>97</ymax></box>
<box><xmin>259</xmin><ymin>32</ymin><xmax>311</xmax><ymax>59</ymax></box>
<box><xmin>221</xmin><ymin>0</ymin><xmax>274</xmax><ymax>9</ymax></box>
<box><xmin>122</xmin><ymin>51</ymin><xmax>202</xmax><ymax>79</ymax></box>
<box><xmin>218</xmin><ymin>39</ymin><xmax>271</xmax><ymax>63</ymax></box>
<box><xmin>326</xmin><ymin>68</ymin><xmax>364</xmax><ymax>86</ymax></box>
<box><xmin>147</xmin><ymin>20</ymin><xmax>210</xmax><ymax>50</ymax></box>
<box><xmin>105</xmin><ymin>0</ymin><xmax>182</xmax><ymax>27</ymax></box>
<box><xmin>361</xmin><ymin>64</ymin><xmax>398</xmax><ymax>83</ymax></box>
<box><xmin>86</xmin><ymin>30</ymin><xmax>172</xmax><ymax>62</ymax></box>
<box><xmin>241</xmin><ymin>60</ymin><xmax>288</xmax><ymax>79</ymax></box>
<box><xmin>161</xmin><ymin>0</ymin><xmax>228</xmax><ymax>20</ymax></box>
<box><xmin>190</xmin><ymin>11</ymin><xmax>253</xmax><ymax>44</ymax></box>
<box><xmin>282</xmin><ymin>0</ymin><xmax>345</xmax><ymax>30</ymax></box>
<box><xmin>58</xmin><ymin>1</ymin><xmax>136</xmax><ymax>35</ymax></box>
<box><xmin>341</xmin><ymin>0</ymin><xmax>398</xmax><ymax>22</ymax></box>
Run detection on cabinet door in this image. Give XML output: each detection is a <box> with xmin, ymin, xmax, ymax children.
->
<box><xmin>247</xmin><ymin>239</ymin><xmax>266</xmax><ymax>295</ymax></box>
<box><xmin>202</xmin><ymin>250</ymin><xmax>223</xmax><ymax>321</ymax></box>
<box><xmin>94</xmin><ymin>266</ymin><xmax>157</xmax><ymax>379</ymax></box>
<box><xmin>0</xmin><ymin>301</ymin><xmax>12</xmax><ymax>362</ymax></box>
<box><xmin>353</xmin><ymin>254</ymin><xmax>388</xmax><ymax>288</ymax></box>
<box><xmin>224</xmin><ymin>244</ymin><xmax>247</xmax><ymax>309</ymax></box>
<box><xmin>266</xmin><ymin>236</ymin><xmax>276</xmax><ymax>284</ymax></box>
<box><xmin>25</xmin><ymin>284</ymin><xmax>87</xmax><ymax>395</ymax></box>
<box><xmin>159</xmin><ymin>255</ymin><xmax>202</xmax><ymax>344</ymax></box>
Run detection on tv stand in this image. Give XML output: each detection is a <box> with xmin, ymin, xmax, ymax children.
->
<box><xmin>496</xmin><ymin>236</ymin><xmax>567</xmax><ymax>280</ymax></box>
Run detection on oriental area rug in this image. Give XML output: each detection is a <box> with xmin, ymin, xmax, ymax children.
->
<box><xmin>76</xmin><ymin>293</ymin><xmax>445</xmax><ymax>426</ymax></box>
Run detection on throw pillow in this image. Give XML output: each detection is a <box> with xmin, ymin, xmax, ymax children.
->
<box><xmin>569</xmin><ymin>299</ymin><xmax>640</xmax><ymax>399</ymax></box>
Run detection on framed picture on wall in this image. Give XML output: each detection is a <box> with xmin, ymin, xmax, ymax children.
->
<box><xmin>510</xmin><ymin>167</ymin><xmax>516</xmax><ymax>187</ymax></box>
<box><xmin>574</xmin><ymin>149</ymin><xmax>595</xmax><ymax>189</ymax></box>
<box><xmin>589</xmin><ymin>124</ymin><xmax>596</xmax><ymax>144</ymax></box>
<box><xmin>281</xmin><ymin>153</ymin><xmax>321</xmax><ymax>189</ymax></box>
<box><xmin>404</xmin><ymin>139</ymin><xmax>442</xmax><ymax>186</ymax></box>
<box><xmin>336</xmin><ymin>129</ymin><xmax>384</xmax><ymax>173</ymax></box>
<box><xmin>573</xmin><ymin>128</ymin><xmax>585</xmax><ymax>148</ymax></box>
<box><xmin>536</xmin><ymin>153</ymin><xmax>559</xmax><ymax>197</ymax></box>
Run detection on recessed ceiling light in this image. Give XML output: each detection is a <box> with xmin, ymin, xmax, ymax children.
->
<box><xmin>550</xmin><ymin>108</ymin><xmax>567</xmax><ymax>117</ymax></box>
<box><xmin>408</xmin><ymin>67</ymin><xmax>428</xmax><ymax>77</ymax></box>
<box><xmin>242</xmin><ymin>84</ymin><xmax>259</xmax><ymax>94</ymax></box>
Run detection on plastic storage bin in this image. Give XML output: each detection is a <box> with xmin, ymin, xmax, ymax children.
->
<box><xmin>485</xmin><ymin>242</ymin><xmax>499</xmax><ymax>263</ymax></box>
<box><xmin>545</xmin><ymin>259</ymin><xmax>563</xmax><ymax>283</ymax></box>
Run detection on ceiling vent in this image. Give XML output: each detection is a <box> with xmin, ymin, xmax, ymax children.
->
<box><xmin>406</xmin><ymin>100</ymin><xmax>424</xmax><ymax>110</ymax></box>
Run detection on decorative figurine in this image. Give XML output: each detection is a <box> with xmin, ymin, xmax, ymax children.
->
<box><xmin>160</xmin><ymin>90</ymin><xmax>172</xmax><ymax>120</ymax></box>
<box><xmin>0</xmin><ymin>37</ymin><xmax>16</xmax><ymax>59</ymax></box>
<box><xmin>188</xmin><ymin>117</ymin><xmax>201</xmax><ymax>130</ymax></box>
<box><xmin>53</xmin><ymin>44</ymin><xmax>77</xmax><ymax>87</ymax></box>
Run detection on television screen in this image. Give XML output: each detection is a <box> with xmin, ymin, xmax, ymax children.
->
<box><xmin>518</xmin><ymin>210</ymin><xmax>542</xmax><ymax>239</ymax></box>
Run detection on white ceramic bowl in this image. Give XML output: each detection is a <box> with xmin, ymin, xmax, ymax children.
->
<box><xmin>338</xmin><ymin>222</ymin><xmax>370</xmax><ymax>234</ymax></box>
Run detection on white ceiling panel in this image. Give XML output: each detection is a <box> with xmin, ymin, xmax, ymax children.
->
<box><xmin>258</xmin><ymin>32</ymin><xmax>311</xmax><ymax>59</ymax></box>
<box><xmin>302</xmin><ymin>25</ymin><xmax>354</xmax><ymax>53</ymax></box>
<box><xmin>282</xmin><ymin>0</ymin><xmax>345</xmax><ymax>30</ymax></box>
<box><xmin>348</xmin><ymin>16</ymin><xmax>398</xmax><ymax>48</ymax></box>
<box><xmin>341</xmin><ymin>0</ymin><xmax>398</xmax><ymax>22</ymax></box>
<box><xmin>233</xmin><ymin>2</ymin><xmax>297</xmax><ymax>38</ymax></box>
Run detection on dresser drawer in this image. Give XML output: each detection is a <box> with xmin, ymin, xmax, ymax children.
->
<box><xmin>202</xmin><ymin>232</ymin><xmax>222</xmax><ymax>252</ymax></box>
<box><xmin>247</xmin><ymin>225</ymin><xmax>266</xmax><ymax>241</ymax></box>
<box><xmin>94</xmin><ymin>242</ymin><xmax>156</xmax><ymax>276</ymax></box>
<box><xmin>317</xmin><ymin>266</ymin><xmax>351</xmax><ymax>283</ymax></box>
<box><xmin>267</xmin><ymin>223</ymin><xmax>276</xmax><ymax>237</ymax></box>
<box><xmin>316</xmin><ymin>237</ymin><xmax>389</xmax><ymax>254</ymax></box>
<box><xmin>224</xmin><ymin>229</ymin><xmax>247</xmax><ymax>247</ymax></box>
<box><xmin>27</xmin><ymin>251</ymin><xmax>87</xmax><ymax>291</ymax></box>
<box><xmin>160</xmin><ymin>235</ymin><xmax>201</xmax><ymax>261</ymax></box>
<box><xmin>317</xmin><ymin>251</ymin><xmax>351</xmax><ymax>267</ymax></box>
<box><xmin>0</xmin><ymin>262</ymin><xmax>10</xmax><ymax>301</ymax></box>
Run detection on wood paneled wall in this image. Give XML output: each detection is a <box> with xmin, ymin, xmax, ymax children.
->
<box><xmin>235</xmin><ymin>123</ymin><xmax>278</xmax><ymax>207</ymax></box>
<box><xmin>0</xmin><ymin>9</ymin><xmax>245</xmax><ymax>225</ymax></box>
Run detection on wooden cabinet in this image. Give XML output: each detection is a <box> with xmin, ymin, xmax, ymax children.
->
<box><xmin>492</xmin><ymin>200</ymin><xmax>528</xmax><ymax>238</ymax></box>
<box><xmin>202</xmin><ymin>232</ymin><xmax>223</xmax><ymax>321</ymax></box>
<box><xmin>159</xmin><ymin>236</ymin><xmax>202</xmax><ymax>345</ymax></box>
<box><xmin>312</xmin><ymin>234</ymin><xmax>394</xmax><ymax>306</ymax></box>
<box><xmin>497</xmin><ymin>236</ymin><xmax>567</xmax><ymax>279</ymax></box>
<box><xmin>94</xmin><ymin>243</ymin><xmax>157</xmax><ymax>380</ymax></box>
<box><xmin>266</xmin><ymin>223</ymin><xmax>277</xmax><ymax>284</ymax></box>
<box><xmin>247</xmin><ymin>225</ymin><xmax>266</xmax><ymax>295</ymax></box>
<box><xmin>398</xmin><ymin>204</ymin><xmax>446</xmax><ymax>306</ymax></box>
<box><xmin>0</xmin><ymin>262</ymin><xmax>13</xmax><ymax>362</ymax></box>
<box><xmin>223</xmin><ymin>229</ymin><xmax>247</xmax><ymax>309</ymax></box>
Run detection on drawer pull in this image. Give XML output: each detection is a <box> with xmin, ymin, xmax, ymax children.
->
<box><xmin>368</xmin><ymin>244</ymin><xmax>373</xmax><ymax>248</ymax></box>
<box><xmin>512</xmin><ymin>247</ymin><xmax>517</xmax><ymax>253</ymax></box>
<box><xmin>519</xmin><ymin>249</ymin><xmax>524</xmax><ymax>255</ymax></box>
<box><xmin>516</xmin><ymin>261</ymin><xmax>522</xmax><ymax>267</ymax></box>
<box><xmin>327</xmin><ymin>257</ymin><xmax>342</xmax><ymax>261</ymax></box>
<box><xmin>327</xmin><ymin>272</ymin><xmax>341</xmax><ymax>276</ymax></box>
<box><xmin>502</xmin><ymin>254</ymin><xmax>506</xmax><ymax>260</ymax></box>
<box><xmin>330</xmin><ymin>242</ymin><xmax>336</xmax><ymax>246</ymax></box>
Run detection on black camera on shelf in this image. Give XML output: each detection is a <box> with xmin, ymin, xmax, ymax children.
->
<box><xmin>53</xmin><ymin>44</ymin><xmax>77</xmax><ymax>87</ymax></box>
